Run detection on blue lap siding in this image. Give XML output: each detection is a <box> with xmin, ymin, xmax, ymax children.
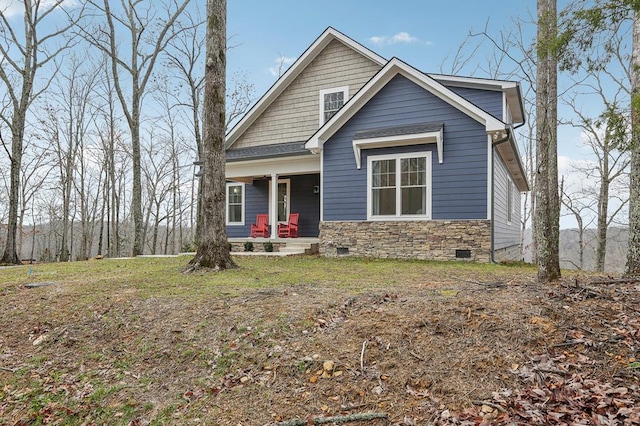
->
<box><xmin>323</xmin><ymin>74</ymin><xmax>490</xmax><ymax>221</ymax></box>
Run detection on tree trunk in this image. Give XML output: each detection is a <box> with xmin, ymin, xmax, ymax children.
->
<box><xmin>596</xmin><ymin>157</ymin><xmax>609</xmax><ymax>272</ymax></box>
<box><xmin>535</xmin><ymin>0</ymin><xmax>561</xmax><ymax>282</ymax></box>
<box><xmin>626</xmin><ymin>9</ymin><xmax>640</xmax><ymax>276</ymax></box>
<box><xmin>1</xmin><ymin>125</ymin><xmax>24</xmax><ymax>265</ymax></box>
<box><xmin>188</xmin><ymin>0</ymin><xmax>236</xmax><ymax>271</ymax></box>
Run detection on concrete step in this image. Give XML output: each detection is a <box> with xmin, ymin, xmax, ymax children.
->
<box><xmin>279</xmin><ymin>242</ymin><xmax>316</xmax><ymax>255</ymax></box>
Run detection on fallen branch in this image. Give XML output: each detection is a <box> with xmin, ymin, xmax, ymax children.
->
<box><xmin>274</xmin><ymin>412</ymin><xmax>388</xmax><ymax>425</ymax></box>
<box><xmin>0</xmin><ymin>366</ymin><xmax>20</xmax><ymax>373</ymax></box>
<box><xmin>472</xmin><ymin>400</ymin><xmax>507</xmax><ymax>413</ymax></box>
<box><xmin>409</xmin><ymin>351</ymin><xmax>427</xmax><ymax>362</ymax></box>
<box><xmin>360</xmin><ymin>340</ymin><xmax>367</xmax><ymax>372</ymax></box>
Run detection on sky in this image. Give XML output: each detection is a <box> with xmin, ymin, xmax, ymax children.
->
<box><xmin>0</xmin><ymin>0</ymin><xmax>626</xmax><ymax>228</ymax></box>
<box><xmin>227</xmin><ymin>1</ymin><xmax>537</xmax><ymax>93</ymax></box>
<box><xmin>225</xmin><ymin>1</ymin><xmax>629</xmax><ymax>229</ymax></box>
<box><xmin>225</xmin><ymin>1</ymin><xmax>583</xmax><ymax>157</ymax></box>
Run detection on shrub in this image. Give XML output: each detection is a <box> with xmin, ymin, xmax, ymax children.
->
<box><xmin>263</xmin><ymin>241</ymin><xmax>274</xmax><ymax>252</ymax></box>
<box><xmin>181</xmin><ymin>242</ymin><xmax>195</xmax><ymax>253</ymax></box>
<box><xmin>243</xmin><ymin>241</ymin><xmax>254</xmax><ymax>252</ymax></box>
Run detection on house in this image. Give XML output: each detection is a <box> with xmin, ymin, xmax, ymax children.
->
<box><xmin>224</xmin><ymin>27</ymin><xmax>528</xmax><ymax>262</ymax></box>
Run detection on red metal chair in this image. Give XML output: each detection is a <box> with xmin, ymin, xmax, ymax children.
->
<box><xmin>278</xmin><ymin>213</ymin><xmax>299</xmax><ymax>238</ymax></box>
<box><xmin>250</xmin><ymin>214</ymin><xmax>269</xmax><ymax>237</ymax></box>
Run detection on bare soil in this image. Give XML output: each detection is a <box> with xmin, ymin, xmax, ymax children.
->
<box><xmin>1</xmin><ymin>259</ymin><xmax>639</xmax><ymax>425</ymax></box>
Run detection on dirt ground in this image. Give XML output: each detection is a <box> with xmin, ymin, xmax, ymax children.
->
<box><xmin>1</xmin><ymin>261</ymin><xmax>639</xmax><ymax>425</ymax></box>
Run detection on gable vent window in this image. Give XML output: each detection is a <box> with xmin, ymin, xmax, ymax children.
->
<box><xmin>319</xmin><ymin>86</ymin><xmax>348</xmax><ymax>125</ymax></box>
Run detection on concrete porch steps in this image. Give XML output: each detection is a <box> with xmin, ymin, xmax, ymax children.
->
<box><xmin>279</xmin><ymin>241</ymin><xmax>318</xmax><ymax>255</ymax></box>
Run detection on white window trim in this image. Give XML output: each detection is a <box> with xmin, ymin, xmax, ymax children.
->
<box><xmin>226</xmin><ymin>182</ymin><xmax>245</xmax><ymax>226</ymax></box>
<box><xmin>366</xmin><ymin>151</ymin><xmax>432</xmax><ymax>221</ymax></box>
<box><xmin>319</xmin><ymin>86</ymin><xmax>349</xmax><ymax>125</ymax></box>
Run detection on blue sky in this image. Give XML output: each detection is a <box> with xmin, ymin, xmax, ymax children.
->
<box><xmin>226</xmin><ymin>1</ymin><xmax>630</xmax><ymax>229</ymax></box>
<box><xmin>225</xmin><ymin>1</ymin><xmax>583</xmax><ymax>159</ymax></box>
<box><xmin>227</xmin><ymin>1</ymin><xmax>537</xmax><ymax>94</ymax></box>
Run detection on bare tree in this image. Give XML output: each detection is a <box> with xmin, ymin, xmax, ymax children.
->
<box><xmin>535</xmin><ymin>0</ymin><xmax>561</xmax><ymax>282</ymax></box>
<box><xmin>560</xmin><ymin>175</ymin><xmax>596</xmax><ymax>270</ymax></box>
<box><xmin>82</xmin><ymin>0</ymin><xmax>191</xmax><ymax>256</ymax></box>
<box><xmin>165</xmin><ymin>14</ymin><xmax>255</xmax><ymax>245</ymax></box>
<box><xmin>17</xmin><ymin>138</ymin><xmax>51</xmax><ymax>259</ymax></box>
<box><xmin>187</xmin><ymin>0</ymin><xmax>235</xmax><ymax>271</ymax></box>
<box><xmin>560</xmin><ymin>0</ymin><xmax>639</xmax><ymax>275</ymax></box>
<box><xmin>0</xmin><ymin>0</ymin><xmax>83</xmax><ymax>264</ymax></box>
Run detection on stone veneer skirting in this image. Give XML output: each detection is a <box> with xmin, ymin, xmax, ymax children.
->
<box><xmin>319</xmin><ymin>220</ymin><xmax>492</xmax><ymax>262</ymax></box>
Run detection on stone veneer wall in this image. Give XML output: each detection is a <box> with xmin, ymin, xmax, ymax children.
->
<box><xmin>319</xmin><ymin>220</ymin><xmax>492</xmax><ymax>262</ymax></box>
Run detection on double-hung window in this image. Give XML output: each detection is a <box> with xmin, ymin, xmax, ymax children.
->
<box><xmin>319</xmin><ymin>86</ymin><xmax>348</xmax><ymax>125</ymax></box>
<box><xmin>506</xmin><ymin>179</ymin><xmax>513</xmax><ymax>224</ymax></box>
<box><xmin>368</xmin><ymin>152</ymin><xmax>431</xmax><ymax>219</ymax></box>
<box><xmin>226</xmin><ymin>182</ymin><xmax>245</xmax><ymax>225</ymax></box>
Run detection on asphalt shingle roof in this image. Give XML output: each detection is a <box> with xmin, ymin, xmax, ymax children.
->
<box><xmin>352</xmin><ymin>122</ymin><xmax>444</xmax><ymax>140</ymax></box>
<box><xmin>225</xmin><ymin>141</ymin><xmax>310</xmax><ymax>162</ymax></box>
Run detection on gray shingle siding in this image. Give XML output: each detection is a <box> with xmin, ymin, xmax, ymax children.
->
<box><xmin>323</xmin><ymin>74</ymin><xmax>488</xmax><ymax>221</ymax></box>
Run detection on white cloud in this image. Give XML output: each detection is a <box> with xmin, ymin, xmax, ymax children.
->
<box><xmin>369</xmin><ymin>31</ymin><xmax>427</xmax><ymax>46</ymax></box>
<box><xmin>268</xmin><ymin>56</ymin><xmax>296</xmax><ymax>77</ymax></box>
<box><xmin>0</xmin><ymin>0</ymin><xmax>22</xmax><ymax>17</ymax></box>
<box><xmin>0</xmin><ymin>0</ymin><xmax>80</xmax><ymax>18</ymax></box>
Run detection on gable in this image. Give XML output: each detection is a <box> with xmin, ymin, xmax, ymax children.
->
<box><xmin>307</xmin><ymin>58</ymin><xmax>528</xmax><ymax>192</ymax></box>
<box><xmin>230</xmin><ymin>38</ymin><xmax>382</xmax><ymax>150</ymax></box>
<box><xmin>321</xmin><ymin>74</ymin><xmax>490</xmax><ymax>222</ymax></box>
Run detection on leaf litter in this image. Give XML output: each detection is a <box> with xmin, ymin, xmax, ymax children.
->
<box><xmin>1</xmin><ymin>265</ymin><xmax>639</xmax><ymax>425</ymax></box>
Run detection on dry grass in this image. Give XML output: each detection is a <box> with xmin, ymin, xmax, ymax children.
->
<box><xmin>0</xmin><ymin>256</ymin><xmax>638</xmax><ymax>425</ymax></box>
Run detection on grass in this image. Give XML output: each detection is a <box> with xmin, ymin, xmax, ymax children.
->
<box><xmin>1</xmin><ymin>255</ymin><xmax>533</xmax><ymax>297</ymax></box>
<box><xmin>5</xmin><ymin>254</ymin><xmax>626</xmax><ymax>425</ymax></box>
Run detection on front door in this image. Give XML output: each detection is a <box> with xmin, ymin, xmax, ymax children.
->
<box><xmin>270</xmin><ymin>178</ymin><xmax>290</xmax><ymax>223</ymax></box>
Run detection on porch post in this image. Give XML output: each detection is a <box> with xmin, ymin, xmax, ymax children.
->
<box><xmin>270</xmin><ymin>173</ymin><xmax>278</xmax><ymax>239</ymax></box>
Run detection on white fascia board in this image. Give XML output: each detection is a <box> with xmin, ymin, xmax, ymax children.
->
<box><xmin>226</xmin><ymin>27</ymin><xmax>386</xmax><ymax>149</ymax></box>
<box><xmin>352</xmin><ymin>129</ymin><xmax>443</xmax><ymax>169</ymax></box>
<box><xmin>306</xmin><ymin>58</ymin><xmax>507</xmax><ymax>152</ymax></box>
<box><xmin>226</xmin><ymin>155</ymin><xmax>320</xmax><ymax>180</ymax></box>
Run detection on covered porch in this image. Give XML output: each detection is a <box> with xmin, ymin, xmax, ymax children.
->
<box><xmin>225</xmin><ymin>142</ymin><xmax>321</xmax><ymax>240</ymax></box>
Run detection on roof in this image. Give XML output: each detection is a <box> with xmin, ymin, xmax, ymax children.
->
<box><xmin>226</xmin><ymin>141</ymin><xmax>310</xmax><ymax>162</ymax></box>
<box><xmin>353</xmin><ymin>122</ymin><xmax>444</xmax><ymax>140</ymax></box>
<box><xmin>306</xmin><ymin>57</ymin><xmax>507</xmax><ymax>152</ymax></box>
<box><xmin>225</xmin><ymin>27</ymin><xmax>386</xmax><ymax>149</ymax></box>
<box><xmin>429</xmin><ymin>73</ymin><xmax>525</xmax><ymax>125</ymax></box>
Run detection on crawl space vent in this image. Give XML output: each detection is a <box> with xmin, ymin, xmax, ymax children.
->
<box><xmin>456</xmin><ymin>249</ymin><xmax>471</xmax><ymax>259</ymax></box>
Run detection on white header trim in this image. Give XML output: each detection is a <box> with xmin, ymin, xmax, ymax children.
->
<box><xmin>352</xmin><ymin>129</ymin><xmax>443</xmax><ymax>169</ymax></box>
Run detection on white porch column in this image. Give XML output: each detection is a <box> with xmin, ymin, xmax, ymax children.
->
<box><xmin>270</xmin><ymin>173</ymin><xmax>278</xmax><ymax>239</ymax></box>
